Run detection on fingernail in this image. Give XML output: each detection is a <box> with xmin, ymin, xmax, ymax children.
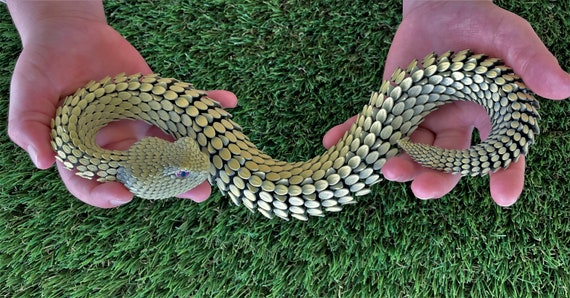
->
<box><xmin>416</xmin><ymin>194</ymin><xmax>433</xmax><ymax>200</ymax></box>
<box><xmin>27</xmin><ymin>145</ymin><xmax>39</xmax><ymax>167</ymax></box>
<box><xmin>414</xmin><ymin>191</ymin><xmax>434</xmax><ymax>200</ymax></box>
<box><xmin>110</xmin><ymin>200</ymin><xmax>129</xmax><ymax>206</ymax></box>
<box><xmin>381</xmin><ymin>169</ymin><xmax>402</xmax><ymax>182</ymax></box>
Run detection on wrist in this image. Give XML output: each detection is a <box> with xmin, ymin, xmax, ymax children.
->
<box><xmin>7</xmin><ymin>0</ymin><xmax>106</xmax><ymax>45</ymax></box>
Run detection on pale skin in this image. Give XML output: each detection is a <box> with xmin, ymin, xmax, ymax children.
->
<box><xmin>6</xmin><ymin>0</ymin><xmax>237</xmax><ymax>207</ymax></box>
<box><xmin>6</xmin><ymin>0</ymin><xmax>570</xmax><ymax>208</ymax></box>
<box><xmin>323</xmin><ymin>0</ymin><xmax>569</xmax><ymax>206</ymax></box>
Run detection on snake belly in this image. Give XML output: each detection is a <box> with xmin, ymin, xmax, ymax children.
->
<box><xmin>51</xmin><ymin>50</ymin><xmax>540</xmax><ymax>221</ymax></box>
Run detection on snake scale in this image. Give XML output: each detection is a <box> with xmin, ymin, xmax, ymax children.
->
<box><xmin>51</xmin><ymin>50</ymin><xmax>540</xmax><ymax>221</ymax></box>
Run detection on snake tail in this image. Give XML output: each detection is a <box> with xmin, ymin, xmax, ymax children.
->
<box><xmin>51</xmin><ymin>49</ymin><xmax>540</xmax><ymax>221</ymax></box>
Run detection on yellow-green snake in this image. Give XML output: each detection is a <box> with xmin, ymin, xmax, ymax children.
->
<box><xmin>51</xmin><ymin>50</ymin><xmax>540</xmax><ymax>221</ymax></box>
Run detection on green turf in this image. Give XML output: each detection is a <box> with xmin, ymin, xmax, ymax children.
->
<box><xmin>1</xmin><ymin>0</ymin><xmax>569</xmax><ymax>297</ymax></box>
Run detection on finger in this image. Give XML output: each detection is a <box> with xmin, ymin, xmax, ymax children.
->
<box><xmin>408</xmin><ymin>161</ymin><xmax>465</xmax><ymax>199</ymax></box>
<box><xmin>7</xmin><ymin>119</ymin><xmax>55</xmax><ymax>169</ymax></box>
<box><xmin>207</xmin><ymin>90</ymin><xmax>238</xmax><ymax>109</ymax></box>
<box><xmin>388</xmin><ymin>156</ymin><xmax>462</xmax><ymax>200</ymax></box>
<box><xmin>411</xmin><ymin>171</ymin><xmax>462</xmax><ymax>200</ymax></box>
<box><xmin>381</xmin><ymin>127</ymin><xmax>436</xmax><ymax>182</ymax></box>
<box><xmin>409</xmin><ymin>172</ymin><xmax>463</xmax><ymax>200</ymax></box>
<box><xmin>176</xmin><ymin>181</ymin><xmax>212</xmax><ymax>202</ymax></box>
<box><xmin>57</xmin><ymin>161</ymin><xmax>133</xmax><ymax>208</ymax></box>
<box><xmin>407</xmin><ymin>122</ymin><xmax>474</xmax><ymax>199</ymax></box>
<box><xmin>489</xmin><ymin>155</ymin><xmax>525</xmax><ymax>206</ymax></box>
<box><xmin>381</xmin><ymin>157</ymin><xmax>418</xmax><ymax>182</ymax></box>
<box><xmin>322</xmin><ymin>116</ymin><xmax>357</xmax><ymax>149</ymax></box>
<box><xmin>7</xmin><ymin>66</ymin><xmax>58</xmax><ymax>169</ymax></box>
<box><xmin>490</xmin><ymin>9</ymin><xmax>570</xmax><ymax>100</ymax></box>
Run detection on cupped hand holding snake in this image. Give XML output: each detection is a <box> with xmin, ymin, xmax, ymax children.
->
<box><xmin>6</xmin><ymin>1</ymin><xmax>237</xmax><ymax>207</ymax></box>
<box><xmin>324</xmin><ymin>0</ymin><xmax>569</xmax><ymax>206</ymax></box>
<box><xmin>6</xmin><ymin>1</ymin><xmax>569</xmax><ymax>211</ymax></box>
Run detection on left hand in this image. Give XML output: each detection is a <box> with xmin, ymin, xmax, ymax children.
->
<box><xmin>6</xmin><ymin>1</ymin><xmax>238</xmax><ymax>207</ymax></box>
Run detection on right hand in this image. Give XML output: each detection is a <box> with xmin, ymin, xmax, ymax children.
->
<box><xmin>322</xmin><ymin>0</ymin><xmax>569</xmax><ymax>206</ymax></box>
<box><xmin>6</xmin><ymin>1</ymin><xmax>237</xmax><ymax>208</ymax></box>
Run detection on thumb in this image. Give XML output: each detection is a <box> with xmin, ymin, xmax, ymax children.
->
<box><xmin>322</xmin><ymin>116</ymin><xmax>357</xmax><ymax>149</ymax></box>
<box><xmin>492</xmin><ymin>10</ymin><xmax>570</xmax><ymax>100</ymax></box>
<box><xmin>513</xmin><ymin>50</ymin><xmax>570</xmax><ymax>100</ymax></box>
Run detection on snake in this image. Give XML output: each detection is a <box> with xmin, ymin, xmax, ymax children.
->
<box><xmin>51</xmin><ymin>50</ymin><xmax>540</xmax><ymax>221</ymax></box>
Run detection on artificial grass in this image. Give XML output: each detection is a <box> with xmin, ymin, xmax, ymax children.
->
<box><xmin>0</xmin><ymin>0</ymin><xmax>569</xmax><ymax>296</ymax></box>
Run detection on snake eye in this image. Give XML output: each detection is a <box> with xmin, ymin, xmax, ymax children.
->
<box><xmin>175</xmin><ymin>170</ymin><xmax>191</xmax><ymax>178</ymax></box>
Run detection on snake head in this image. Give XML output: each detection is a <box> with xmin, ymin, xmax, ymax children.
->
<box><xmin>117</xmin><ymin>136</ymin><xmax>210</xmax><ymax>200</ymax></box>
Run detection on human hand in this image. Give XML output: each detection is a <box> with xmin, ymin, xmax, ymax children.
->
<box><xmin>6</xmin><ymin>1</ymin><xmax>237</xmax><ymax>208</ymax></box>
<box><xmin>323</xmin><ymin>0</ymin><xmax>570</xmax><ymax>206</ymax></box>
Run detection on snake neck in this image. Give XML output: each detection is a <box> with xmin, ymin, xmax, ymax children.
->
<box><xmin>203</xmin><ymin>50</ymin><xmax>538</xmax><ymax>221</ymax></box>
<box><xmin>51</xmin><ymin>79</ymin><xmax>131</xmax><ymax>181</ymax></box>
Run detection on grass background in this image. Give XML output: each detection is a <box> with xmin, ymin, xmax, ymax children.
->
<box><xmin>1</xmin><ymin>0</ymin><xmax>569</xmax><ymax>296</ymax></box>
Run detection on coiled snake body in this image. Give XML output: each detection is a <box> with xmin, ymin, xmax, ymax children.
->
<box><xmin>51</xmin><ymin>50</ymin><xmax>540</xmax><ymax>221</ymax></box>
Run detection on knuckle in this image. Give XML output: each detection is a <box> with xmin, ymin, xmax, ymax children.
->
<box><xmin>7</xmin><ymin>122</ymin><xmax>26</xmax><ymax>149</ymax></box>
